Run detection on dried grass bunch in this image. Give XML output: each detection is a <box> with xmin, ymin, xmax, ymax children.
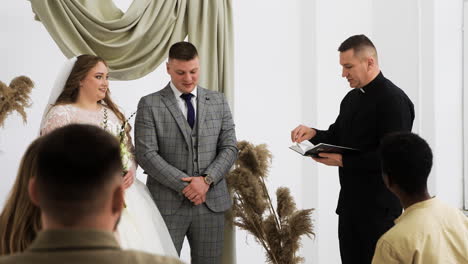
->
<box><xmin>227</xmin><ymin>141</ymin><xmax>315</xmax><ymax>264</ymax></box>
<box><xmin>0</xmin><ymin>76</ymin><xmax>34</xmax><ymax>127</ymax></box>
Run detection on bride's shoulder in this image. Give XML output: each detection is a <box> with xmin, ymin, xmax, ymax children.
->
<box><xmin>45</xmin><ymin>104</ymin><xmax>77</xmax><ymax>120</ymax></box>
<box><xmin>48</xmin><ymin>104</ymin><xmax>73</xmax><ymax>114</ymax></box>
<box><xmin>41</xmin><ymin>104</ymin><xmax>74</xmax><ymax>135</ymax></box>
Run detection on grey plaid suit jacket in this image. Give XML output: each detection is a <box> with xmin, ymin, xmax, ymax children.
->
<box><xmin>134</xmin><ymin>84</ymin><xmax>238</xmax><ymax>215</ymax></box>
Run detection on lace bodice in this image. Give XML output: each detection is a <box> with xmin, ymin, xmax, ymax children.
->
<box><xmin>40</xmin><ymin>104</ymin><xmax>135</xmax><ymax>169</ymax></box>
<box><xmin>41</xmin><ymin>104</ymin><xmax>124</xmax><ymax>135</ymax></box>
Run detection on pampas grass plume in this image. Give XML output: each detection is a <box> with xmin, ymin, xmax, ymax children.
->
<box><xmin>0</xmin><ymin>76</ymin><xmax>34</xmax><ymax>127</ymax></box>
<box><xmin>227</xmin><ymin>141</ymin><xmax>315</xmax><ymax>264</ymax></box>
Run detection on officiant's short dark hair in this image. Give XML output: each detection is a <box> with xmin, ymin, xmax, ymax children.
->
<box><xmin>36</xmin><ymin>124</ymin><xmax>123</xmax><ymax>225</ymax></box>
<box><xmin>169</xmin><ymin>41</ymin><xmax>198</xmax><ymax>61</ymax></box>
<box><xmin>380</xmin><ymin>132</ymin><xmax>433</xmax><ymax>195</ymax></box>
<box><xmin>338</xmin><ymin>34</ymin><xmax>376</xmax><ymax>55</ymax></box>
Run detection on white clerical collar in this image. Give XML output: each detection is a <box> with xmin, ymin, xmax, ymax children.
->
<box><xmin>170</xmin><ymin>82</ymin><xmax>198</xmax><ymax>98</ymax></box>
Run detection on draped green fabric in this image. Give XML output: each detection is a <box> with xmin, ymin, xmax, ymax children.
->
<box><xmin>27</xmin><ymin>0</ymin><xmax>234</xmax><ymax>97</ymax></box>
<box><xmin>187</xmin><ymin>0</ymin><xmax>234</xmax><ymax>102</ymax></box>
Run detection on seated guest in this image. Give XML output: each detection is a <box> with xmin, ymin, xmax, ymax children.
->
<box><xmin>0</xmin><ymin>124</ymin><xmax>182</xmax><ymax>264</ymax></box>
<box><xmin>372</xmin><ymin>132</ymin><xmax>468</xmax><ymax>264</ymax></box>
<box><xmin>0</xmin><ymin>139</ymin><xmax>42</xmax><ymax>255</ymax></box>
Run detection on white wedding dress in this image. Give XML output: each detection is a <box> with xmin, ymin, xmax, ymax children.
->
<box><xmin>40</xmin><ymin>104</ymin><xmax>178</xmax><ymax>258</ymax></box>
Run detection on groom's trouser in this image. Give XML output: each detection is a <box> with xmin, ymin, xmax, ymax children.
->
<box><xmin>162</xmin><ymin>199</ymin><xmax>225</xmax><ymax>264</ymax></box>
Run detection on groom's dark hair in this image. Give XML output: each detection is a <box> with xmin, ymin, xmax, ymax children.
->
<box><xmin>169</xmin><ymin>41</ymin><xmax>198</xmax><ymax>61</ymax></box>
<box><xmin>35</xmin><ymin>124</ymin><xmax>123</xmax><ymax>225</ymax></box>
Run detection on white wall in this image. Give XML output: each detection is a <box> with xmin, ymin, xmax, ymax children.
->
<box><xmin>431</xmin><ymin>0</ymin><xmax>464</xmax><ymax>208</ymax></box>
<box><xmin>232</xmin><ymin>0</ymin><xmax>313</xmax><ymax>263</ymax></box>
<box><xmin>0</xmin><ymin>1</ymin><xmax>465</xmax><ymax>264</ymax></box>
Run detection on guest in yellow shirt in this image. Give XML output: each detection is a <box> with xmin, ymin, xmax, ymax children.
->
<box><xmin>372</xmin><ymin>132</ymin><xmax>468</xmax><ymax>264</ymax></box>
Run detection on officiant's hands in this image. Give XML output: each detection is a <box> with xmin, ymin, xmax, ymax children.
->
<box><xmin>313</xmin><ymin>153</ymin><xmax>343</xmax><ymax>167</ymax></box>
<box><xmin>182</xmin><ymin>177</ymin><xmax>209</xmax><ymax>205</ymax></box>
<box><xmin>291</xmin><ymin>125</ymin><xmax>317</xmax><ymax>143</ymax></box>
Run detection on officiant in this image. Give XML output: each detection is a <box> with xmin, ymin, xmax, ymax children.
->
<box><xmin>290</xmin><ymin>34</ymin><xmax>414</xmax><ymax>264</ymax></box>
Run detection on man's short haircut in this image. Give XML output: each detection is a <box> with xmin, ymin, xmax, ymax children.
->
<box><xmin>169</xmin><ymin>41</ymin><xmax>198</xmax><ymax>61</ymax></box>
<box><xmin>36</xmin><ymin>124</ymin><xmax>123</xmax><ymax>225</ymax></box>
<box><xmin>380</xmin><ymin>132</ymin><xmax>433</xmax><ymax>196</ymax></box>
<box><xmin>338</xmin><ymin>34</ymin><xmax>377</xmax><ymax>59</ymax></box>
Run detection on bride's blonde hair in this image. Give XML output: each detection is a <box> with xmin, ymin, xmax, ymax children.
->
<box><xmin>0</xmin><ymin>138</ymin><xmax>42</xmax><ymax>255</ymax></box>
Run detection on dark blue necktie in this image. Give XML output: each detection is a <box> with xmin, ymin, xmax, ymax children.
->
<box><xmin>180</xmin><ymin>93</ymin><xmax>195</xmax><ymax>128</ymax></box>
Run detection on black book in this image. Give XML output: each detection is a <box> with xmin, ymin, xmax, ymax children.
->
<box><xmin>289</xmin><ymin>141</ymin><xmax>359</xmax><ymax>157</ymax></box>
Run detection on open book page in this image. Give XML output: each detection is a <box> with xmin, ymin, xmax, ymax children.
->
<box><xmin>290</xmin><ymin>142</ymin><xmax>359</xmax><ymax>157</ymax></box>
<box><xmin>289</xmin><ymin>141</ymin><xmax>314</xmax><ymax>155</ymax></box>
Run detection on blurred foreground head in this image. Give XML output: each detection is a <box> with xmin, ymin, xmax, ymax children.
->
<box><xmin>31</xmin><ymin>124</ymin><xmax>124</xmax><ymax>230</ymax></box>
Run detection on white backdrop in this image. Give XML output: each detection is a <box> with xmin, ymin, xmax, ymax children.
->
<box><xmin>0</xmin><ymin>0</ymin><xmax>464</xmax><ymax>264</ymax></box>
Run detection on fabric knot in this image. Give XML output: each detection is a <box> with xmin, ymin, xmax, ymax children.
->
<box><xmin>180</xmin><ymin>93</ymin><xmax>194</xmax><ymax>101</ymax></box>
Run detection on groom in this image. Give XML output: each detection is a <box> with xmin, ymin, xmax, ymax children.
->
<box><xmin>135</xmin><ymin>41</ymin><xmax>238</xmax><ymax>263</ymax></box>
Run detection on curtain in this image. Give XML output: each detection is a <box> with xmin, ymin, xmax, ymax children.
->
<box><xmin>187</xmin><ymin>0</ymin><xmax>234</xmax><ymax>104</ymax></box>
<box><xmin>27</xmin><ymin>0</ymin><xmax>234</xmax><ymax>97</ymax></box>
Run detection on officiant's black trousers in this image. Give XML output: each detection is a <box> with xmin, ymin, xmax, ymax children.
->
<box><xmin>338</xmin><ymin>209</ymin><xmax>397</xmax><ymax>264</ymax></box>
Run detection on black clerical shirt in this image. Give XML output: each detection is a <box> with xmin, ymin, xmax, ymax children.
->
<box><xmin>311</xmin><ymin>71</ymin><xmax>414</xmax><ymax>216</ymax></box>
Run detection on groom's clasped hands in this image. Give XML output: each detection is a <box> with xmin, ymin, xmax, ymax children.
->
<box><xmin>181</xmin><ymin>177</ymin><xmax>210</xmax><ymax>205</ymax></box>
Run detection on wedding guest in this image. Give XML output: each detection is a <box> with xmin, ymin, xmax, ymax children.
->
<box><xmin>0</xmin><ymin>139</ymin><xmax>42</xmax><ymax>255</ymax></box>
<box><xmin>135</xmin><ymin>41</ymin><xmax>238</xmax><ymax>263</ymax></box>
<box><xmin>0</xmin><ymin>124</ymin><xmax>182</xmax><ymax>264</ymax></box>
<box><xmin>38</xmin><ymin>54</ymin><xmax>176</xmax><ymax>256</ymax></box>
<box><xmin>372</xmin><ymin>132</ymin><xmax>468</xmax><ymax>264</ymax></box>
<box><xmin>291</xmin><ymin>34</ymin><xmax>415</xmax><ymax>264</ymax></box>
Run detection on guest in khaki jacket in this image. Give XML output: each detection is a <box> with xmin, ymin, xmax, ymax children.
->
<box><xmin>0</xmin><ymin>124</ymin><xmax>183</xmax><ymax>264</ymax></box>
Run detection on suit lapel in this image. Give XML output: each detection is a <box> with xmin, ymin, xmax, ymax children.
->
<box><xmin>160</xmin><ymin>85</ymin><xmax>191</xmax><ymax>146</ymax></box>
<box><xmin>197</xmin><ymin>87</ymin><xmax>209</xmax><ymax>133</ymax></box>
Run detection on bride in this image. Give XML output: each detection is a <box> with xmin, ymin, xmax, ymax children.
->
<box><xmin>40</xmin><ymin>55</ymin><xmax>177</xmax><ymax>257</ymax></box>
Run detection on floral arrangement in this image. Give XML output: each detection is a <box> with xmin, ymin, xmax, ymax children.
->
<box><xmin>117</xmin><ymin>111</ymin><xmax>136</xmax><ymax>174</ymax></box>
<box><xmin>226</xmin><ymin>141</ymin><xmax>315</xmax><ymax>264</ymax></box>
<box><xmin>102</xmin><ymin>108</ymin><xmax>136</xmax><ymax>174</ymax></box>
<box><xmin>0</xmin><ymin>76</ymin><xmax>34</xmax><ymax>127</ymax></box>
